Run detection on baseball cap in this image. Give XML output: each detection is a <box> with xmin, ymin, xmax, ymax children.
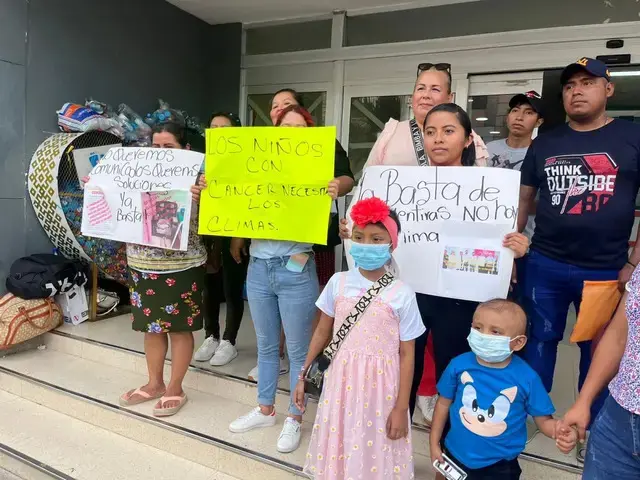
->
<box><xmin>560</xmin><ymin>57</ymin><xmax>611</xmax><ymax>85</ymax></box>
<box><xmin>509</xmin><ymin>91</ymin><xmax>544</xmax><ymax>117</ymax></box>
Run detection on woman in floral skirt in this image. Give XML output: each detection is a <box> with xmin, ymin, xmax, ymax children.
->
<box><xmin>118</xmin><ymin>121</ymin><xmax>207</xmax><ymax>417</ymax></box>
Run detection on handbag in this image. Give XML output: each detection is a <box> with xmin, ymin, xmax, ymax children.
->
<box><xmin>0</xmin><ymin>293</ymin><xmax>62</xmax><ymax>350</ymax></box>
<box><xmin>304</xmin><ymin>271</ymin><xmax>395</xmax><ymax>396</ymax></box>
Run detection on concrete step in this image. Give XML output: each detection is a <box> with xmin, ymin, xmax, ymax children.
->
<box><xmin>0</xmin><ymin>333</ymin><xmax>582</xmax><ymax>480</ymax></box>
<box><xmin>0</xmin><ymin>390</ymin><xmax>237</xmax><ymax>480</ymax></box>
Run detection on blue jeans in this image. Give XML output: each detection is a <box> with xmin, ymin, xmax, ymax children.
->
<box><xmin>583</xmin><ymin>395</ymin><xmax>640</xmax><ymax>479</ymax></box>
<box><xmin>522</xmin><ymin>250</ymin><xmax>617</xmax><ymax>424</ymax></box>
<box><xmin>247</xmin><ymin>255</ymin><xmax>319</xmax><ymax>416</ymax></box>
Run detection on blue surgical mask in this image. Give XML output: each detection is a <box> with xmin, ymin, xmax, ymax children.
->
<box><xmin>467</xmin><ymin>329</ymin><xmax>523</xmax><ymax>363</ymax></box>
<box><xmin>350</xmin><ymin>243</ymin><xmax>392</xmax><ymax>271</ymax></box>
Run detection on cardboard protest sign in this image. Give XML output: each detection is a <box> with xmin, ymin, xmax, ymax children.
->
<box><xmin>81</xmin><ymin>147</ymin><xmax>203</xmax><ymax>251</ymax></box>
<box><xmin>345</xmin><ymin>166</ymin><xmax>521</xmax><ymax>302</ymax></box>
<box><xmin>198</xmin><ymin>126</ymin><xmax>335</xmax><ymax>244</ymax></box>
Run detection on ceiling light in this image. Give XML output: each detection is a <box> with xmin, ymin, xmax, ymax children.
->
<box><xmin>610</xmin><ymin>71</ymin><xmax>640</xmax><ymax>77</ymax></box>
<box><xmin>489</xmin><ymin>131</ymin><xmax>501</xmax><ymax>134</ymax></box>
<box><xmin>476</xmin><ymin>117</ymin><xmax>489</xmax><ymax>121</ymax></box>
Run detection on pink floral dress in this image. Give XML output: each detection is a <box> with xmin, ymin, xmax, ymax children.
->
<box><xmin>304</xmin><ymin>275</ymin><xmax>415</xmax><ymax>479</ymax></box>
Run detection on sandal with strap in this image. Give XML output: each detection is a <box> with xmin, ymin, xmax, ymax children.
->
<box><xmin>119</xmin><ymin>387</ymin><xmax>165</xmax><ymax>407</ymax></box>
<box><xmin>153</xmin><ymin>393</ymin><xmax>188</xmax><ymax>417</ymax></box>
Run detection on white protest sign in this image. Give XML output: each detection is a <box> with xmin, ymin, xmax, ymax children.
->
<box><xmin>346</xmin><ymin>166</ymin><xmax>521</xmax><ymax>303</ymax></box>
<box><xmin>81</xmin><ymin>147</ymin><xmax>203</xmax><ymax>251</ymax></box>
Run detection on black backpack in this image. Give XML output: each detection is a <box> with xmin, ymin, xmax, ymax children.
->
<box><xmin>6</xmin><ymin>254</ymin><xmax>89</xmax><ymax>299</ymax></box>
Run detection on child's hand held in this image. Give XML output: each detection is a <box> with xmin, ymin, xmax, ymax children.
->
<box><xmin>554</xmin><ymin>420</ymin><xmax>578</xmax><ymax>453</ymax></box>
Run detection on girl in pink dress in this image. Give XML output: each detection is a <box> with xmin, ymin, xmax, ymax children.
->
<box><xmin>295</xmin><ymin>197</ymin><xmax>425</xmax><ymax>479</ymax></box>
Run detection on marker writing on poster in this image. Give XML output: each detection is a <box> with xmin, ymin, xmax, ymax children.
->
<box><xmin>200</xmin><ymin>127</ymin><xmax>334</xmax><ymax>242</ymax></box>
<box><xmin>358</xmin><ymin>168</ymin><xmax>519</xmax><ymax>246</ymax></box>
<box><xmin>92</xmin><ymin>147</ymin><xmax>201</xmax><ymax>190</ymax></box>
<box><xmin>116</xmin><ymin>192</ymin><xmax>143</xmax><ymax>223</ymax></box>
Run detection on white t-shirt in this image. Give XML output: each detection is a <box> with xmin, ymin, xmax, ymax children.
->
<box><xmin>316</xmin><ymin>269</ymin><xmax>425</xmax><ymax>342</ymax></box>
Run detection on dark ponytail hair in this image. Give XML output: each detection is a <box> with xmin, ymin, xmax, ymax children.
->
<box><xmin>272</xmin><ymin>88</ymin><xmax>305</xmax><ymax>108</ymax></box>
<box><xmin>152</xmin><ymin>121</ymin><xmax>187</xmax><ymax>148</ymax></box>
<box><xmin>423</xmin><ymin>103</ymin><xmax>476</xmax><ymax>167</ymax></box>
<box><xmin>209</xmin><ymin>111</ymin><xmax>242</xmax><ymax>127</ymax></box>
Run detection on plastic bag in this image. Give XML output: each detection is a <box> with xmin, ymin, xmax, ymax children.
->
<box><xmin>57</xmin><ymin>103</ymin><xmax>120</xmax><ymax>134</ymax></box>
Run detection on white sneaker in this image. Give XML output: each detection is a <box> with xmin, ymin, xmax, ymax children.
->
<box><xmin>277</xmin><ymin>417</ymin><xmax>302</xmax><ymax>453</ymax></box>
<box><xmin>417</xmin><ymin>394</ymin><xmax>437</xmax><ymax>425</ymax></box>
<box><xmin>193</xmin><ymin>336</ymin><xmax>219</xmax><ymax>362</ymax></box>
<box><xmin>209</xmin><ymin>340</ymin><xmax>238</xmax><ymax>366</ymax></box>
<box><xmin>229</xmin><ymin>406</ymin><xmax>276</xmax><ymax>433</ymax></box>
<box><xmin>247</xmin><ymin>355</ymin><xmax>289</xmax><ymax>382</ymax></box>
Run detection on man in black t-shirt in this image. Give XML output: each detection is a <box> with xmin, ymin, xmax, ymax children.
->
<box><xmin>518</xmin><ymin>57</ymin><xmax>640</xmax><ymax>461</ymax></box>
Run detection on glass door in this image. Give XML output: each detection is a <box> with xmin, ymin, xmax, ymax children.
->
<box><xmin>468</xmin><ymin>72</ymin><xmax>544</xmax><ymax>144</ymax></box>
<box><xmin>341</xmin><ymin>84</ymin><xmax>415</xmax><ymax>182</ymax></box>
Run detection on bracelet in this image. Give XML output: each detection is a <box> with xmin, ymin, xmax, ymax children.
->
<box><xmin>297</xmin><ymin>374</ymin><xmax>305</xmax><ymax>382</ymax></box>
<box><xmin>627</xmin><ymin>261</ymin><xmax>637</xmax><ymax>268</ymax></box>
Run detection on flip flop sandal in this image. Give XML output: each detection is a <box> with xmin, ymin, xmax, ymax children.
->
<box><xmin>153</xmin><ymin>394</ymin><xmax>188</xmax><ymax>417</ymax></box>
<box><xmin>119</xmin><ymin>388</ymin><xmax>165</xmax><ymax>407</ymax></box>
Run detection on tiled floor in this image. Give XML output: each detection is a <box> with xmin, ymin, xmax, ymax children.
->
<box><xmin>58</xmin><ymin>303</ymin><xmax>582</xmax><ymax>466</ymax></box>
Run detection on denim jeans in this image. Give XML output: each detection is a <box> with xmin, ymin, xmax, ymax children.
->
<box><xmin>583</xmin><ymin>395</ymin><xmax>640</xmax><ymax>479</ymax></box>
<box><xmin>247</xmin><ymin>255</ymin><xmax>319</xmax><ymax>415</ymax></box>
<box><xmin>522</xmin><ymin>250</ymin><xmax>617</xmax><ymax>423</ymax></box>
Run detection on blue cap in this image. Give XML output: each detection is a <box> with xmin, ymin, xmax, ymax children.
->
<box><xmin>561</xmin><ymin>57</ymin><xmax>611</xmax><ymax>85</ymax></box>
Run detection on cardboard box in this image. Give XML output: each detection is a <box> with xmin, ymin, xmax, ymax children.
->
<box><xmin>56</xmin><ymin>285</ymin><xmax>89</xmax><ymax>326</ymax></box>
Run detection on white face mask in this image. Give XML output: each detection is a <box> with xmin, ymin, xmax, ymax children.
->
<box><xmin>467</xmin><ymin>329</ymin><xmax>524</xmax><ymax>363</ymax></box>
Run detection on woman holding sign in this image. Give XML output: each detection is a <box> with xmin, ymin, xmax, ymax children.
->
<box><xmin>341</xmin><ymin>104</ymin><xmax>529</xmax><ymax>418</ymax></box>
<box><xmin>119</xmin><ymin>121</ymin><xmax>207</xmax><ymax>417</ymax></box>
<box><xmin>239</xmin><ymin>88</ymin><xmax>355</xmax><ymax>383</ymax></box>
<box><xmin>411</xmin><ymin>105</ymin><xmax>529</xmax><ymax>416</ymax></box>
<box><xmin>195</xmin><ymin>112</ymin><xmax>249</xmax><ymax>367</ymax></box>
<box><xmin>228</xmin><ymin>105</ymin><xmax>353</xmax><ymax>454</ymax></box>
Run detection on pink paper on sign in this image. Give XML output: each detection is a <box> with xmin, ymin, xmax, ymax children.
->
<box><xmin>87</xmin><ymin>191</ymin><xmax>112</xmax><ymax>226</ymax></box>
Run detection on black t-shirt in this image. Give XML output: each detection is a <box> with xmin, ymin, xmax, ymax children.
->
<box><xmin>334</xmin><ymin>140</ymin><xmax>354</xmax><ymax>180</ymax></box>
<box><xmin>521</xmin><ymin>120</ymin><xmax>640</xmax><ymax>270</ymax></box>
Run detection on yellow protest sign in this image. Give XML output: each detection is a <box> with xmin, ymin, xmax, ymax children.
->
<box><xmin>198</xmin><ymin>126</ymin><xmax>335</xmax><ymax>244</ymax></box>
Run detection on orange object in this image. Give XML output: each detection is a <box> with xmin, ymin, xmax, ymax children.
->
<box><xmin>571</xmin><ymin>280</ymin><xmax>621</xmax><ymax>343</ymax></box>
<box><xmin>0</xmin><ymin>294</ymin><xmax>62</xmax><ymax>349</ymax></box>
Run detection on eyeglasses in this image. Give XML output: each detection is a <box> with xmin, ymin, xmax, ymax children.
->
<box><xmin>417</xmin><ymin>62</ymin><xmax>452</xmax><ymax>77</ymax></box>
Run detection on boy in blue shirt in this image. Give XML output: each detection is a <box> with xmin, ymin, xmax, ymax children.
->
<box><xmin>430</xmin><ymin>299</ymin><xmax>577</xmax><ymax>479</ymax></box>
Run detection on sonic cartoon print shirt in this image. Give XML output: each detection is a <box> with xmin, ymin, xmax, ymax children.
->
<box><xmin>520</xmin><ymin>120</ymin><xmax>640</xmax><ymax>270</ymax></box>
<box><xmin>438</xmin><ymin>352</ymin><xmax>554</xmax><ymax>469</ymax></box>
